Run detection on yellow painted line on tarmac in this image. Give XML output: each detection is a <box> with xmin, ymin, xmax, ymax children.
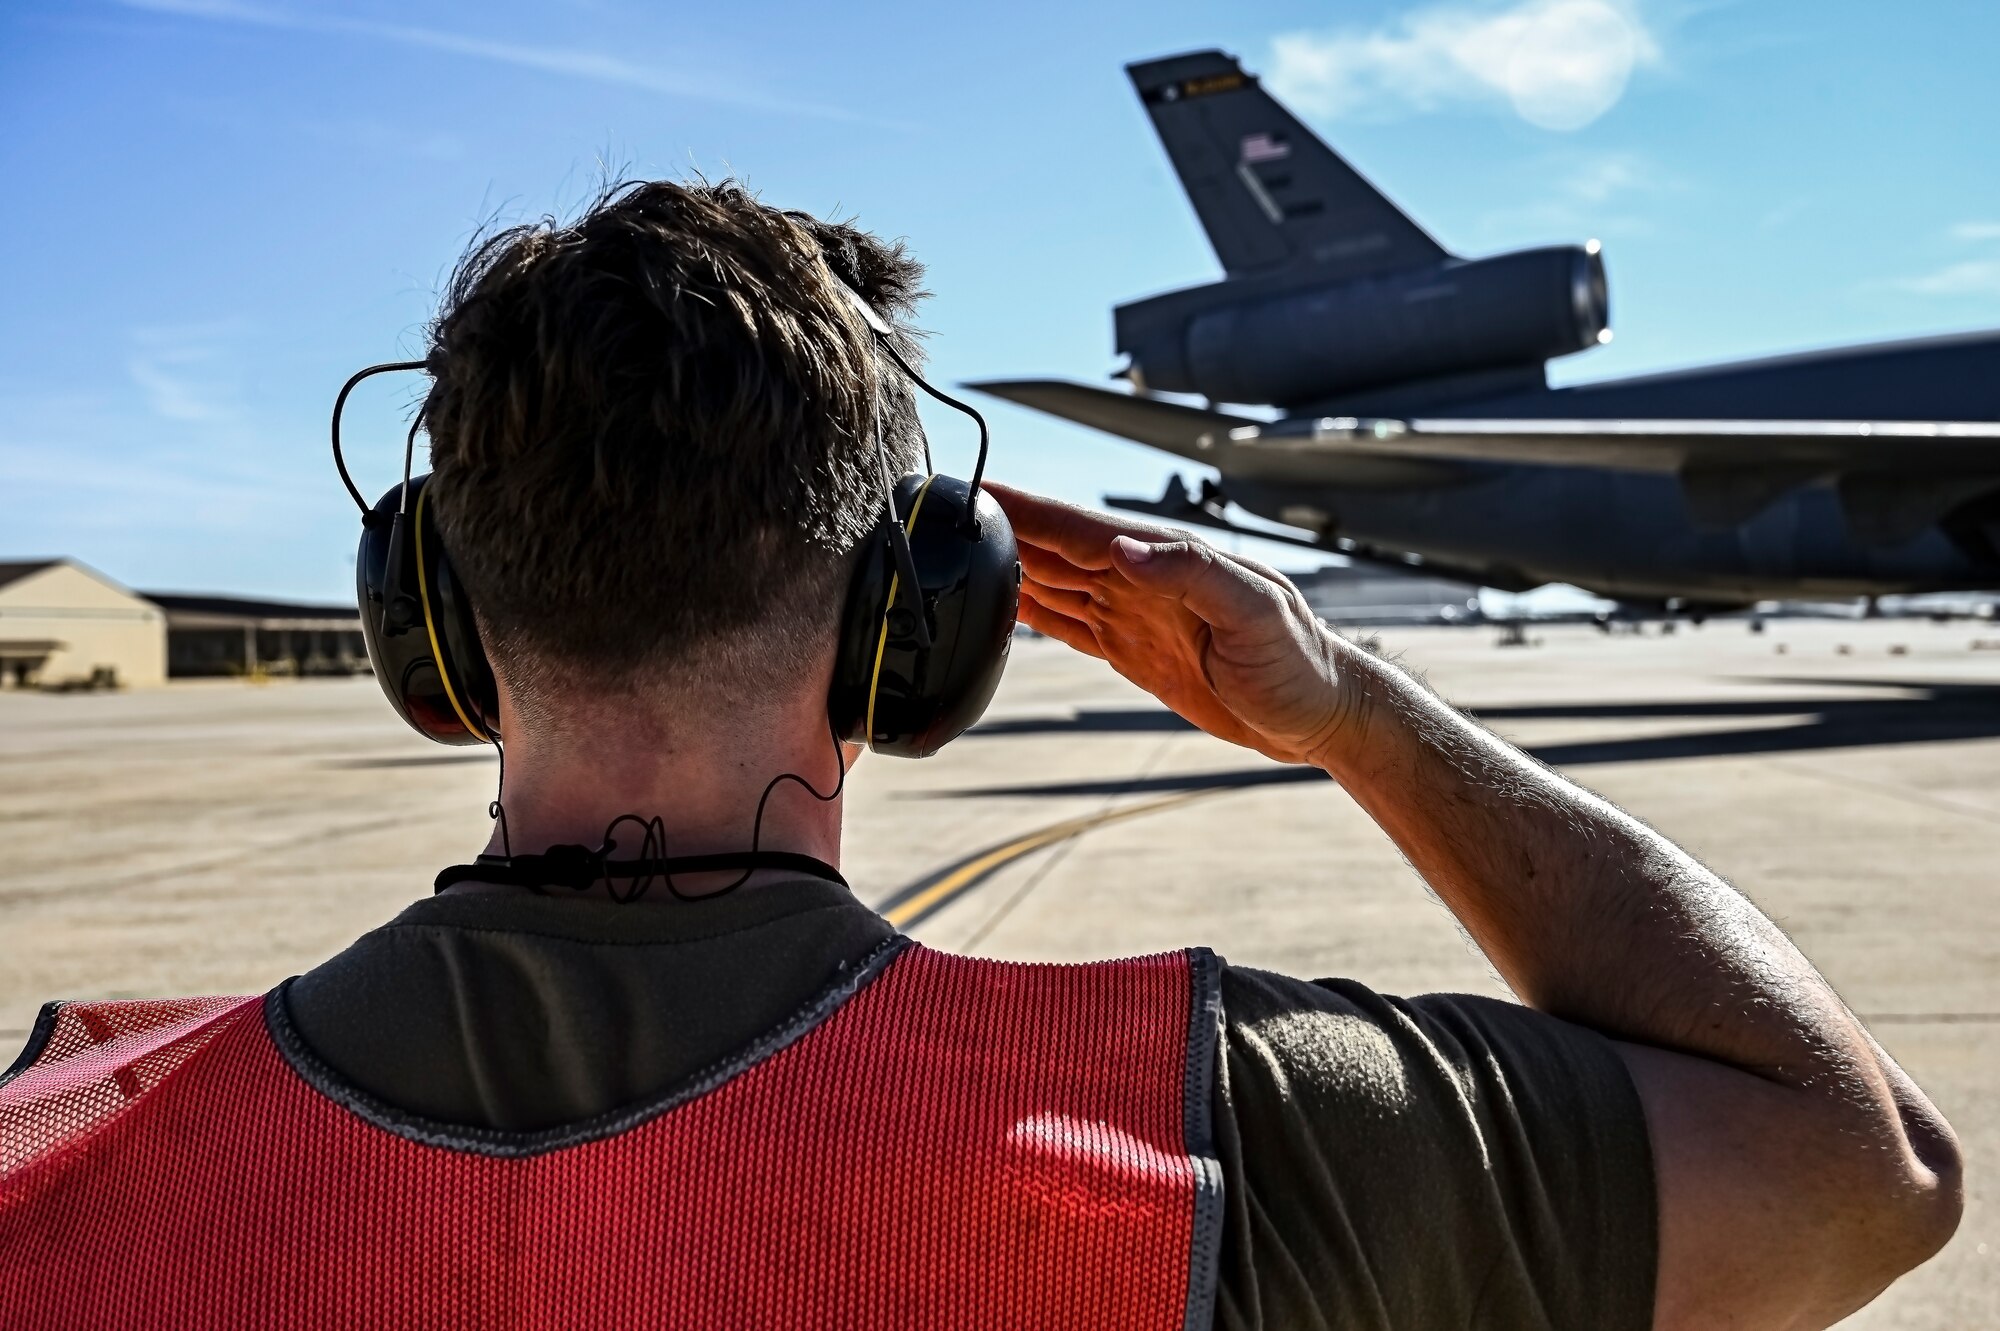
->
<box><xmin>881</xmin><ymin>788</ymin><xmax>1220</xmax><ymax>929</ymax></box>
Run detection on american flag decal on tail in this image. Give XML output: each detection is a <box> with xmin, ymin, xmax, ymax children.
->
<box><xmin>1240</xmin><ymin>133</ymin><xmax>1290</xmax><ymax>164</ymax></box>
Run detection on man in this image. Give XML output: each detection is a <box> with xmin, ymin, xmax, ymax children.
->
<box><xmin>0</xmin><ymin>181</ymin><xmax>1961</xmax><ymax>1328</ymax></box>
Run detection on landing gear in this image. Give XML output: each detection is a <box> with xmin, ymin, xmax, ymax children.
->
<box><xmin>1592</xmin><ymin>598</ymin><xmax>1750</xmax><ymax>632</ymax></box>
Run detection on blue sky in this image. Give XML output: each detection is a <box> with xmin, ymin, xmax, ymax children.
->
<box><xmin>3</xmin><ymin>0</ymin><xmax>1997</xmax><ymax>599</ymax></box>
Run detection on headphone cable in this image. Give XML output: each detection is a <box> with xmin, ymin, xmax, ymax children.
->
<box><xmin>437</xmin><ymin>716</ymin><xmax>852</xmax><ymax>903</ymax></box>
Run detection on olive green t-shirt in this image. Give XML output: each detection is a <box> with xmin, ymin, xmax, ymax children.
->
<box><xmin>285</xmin><ymin>881</ymin><xmax>1655</xmax><ymax>1329</ymax></box>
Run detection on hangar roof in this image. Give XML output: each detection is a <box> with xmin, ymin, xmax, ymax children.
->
<box><xmin>142</xmin><ymin>591</ymin><xmax>358</xmax><ymax>630</ymax></box>
<box><xmin>0</xmin><ymin>559</ymin><xmax>59</xmax><ymax>591</ymax></box>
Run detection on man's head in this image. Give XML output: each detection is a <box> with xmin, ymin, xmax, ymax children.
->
<box><xmin>421</xmin><ymin>179</ymin><xmax>928</xmax><ymax>729</ymax></box>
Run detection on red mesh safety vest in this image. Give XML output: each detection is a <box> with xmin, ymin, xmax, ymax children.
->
<box><xmin>0</xmin><ymin>941</ymin><xmax>1223</xmax><ymax>1329</ymax></box>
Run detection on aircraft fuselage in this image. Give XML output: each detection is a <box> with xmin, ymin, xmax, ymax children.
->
<box><xmin>1230</xmin><ymin>464</ymin><xmax>2000</xmax><ymax>603</ymax></box>
<box><xmin>1225</xmin><ymin>329</ymin><xmax>2000</xmax><ymax>601</ymax></box>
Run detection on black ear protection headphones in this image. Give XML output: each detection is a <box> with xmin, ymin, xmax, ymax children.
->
<box><xmin>333</xmin><ymin>280</ymin><xmax>1020</xmax><ymax>759</ymax></box>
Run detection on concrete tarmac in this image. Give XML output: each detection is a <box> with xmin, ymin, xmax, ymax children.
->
<box><xmin>3</xmin><ymin>619</ymin><xmax>1995</xmax><ymax>1325</ymax></box>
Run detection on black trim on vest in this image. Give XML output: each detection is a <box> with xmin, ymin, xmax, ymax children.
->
<box><xmin>0</xmin><ymin>1001</ymin><xmax>62</xmax><ymax>1090</ymax></box>
<box><xmin>1180</xmin><ymin>947</ymin><xmax>1226</xmax><ymax>1331</ymax></box>
<box><xmin>263</xmin><ymin>935</ymin><xmax>913</xmax><ymax>1159</ymax></box>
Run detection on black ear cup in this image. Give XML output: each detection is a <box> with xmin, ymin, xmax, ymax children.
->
<box><xmin>830</xmin><ymin>473</ymin><xmax>1022</xmax><ymax>758</ymax></box>
<box><xmin>356</xmin><ymin>475</ymin><xmax>499</xmax><ymax>745</ymax></box>
<box><xmin>354</xmin><ymin>466</ymin><xmax>1016</xmax><ymax>756</ymax></box>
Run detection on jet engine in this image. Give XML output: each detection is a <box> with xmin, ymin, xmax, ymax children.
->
<box><xmin>1116</xmin><ymin>243</ymin><xmax>1610</xmax><ymax>408</ymax></box>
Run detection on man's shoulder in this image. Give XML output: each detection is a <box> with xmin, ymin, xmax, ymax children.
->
<box><xmin>1221</xmin><ymin>960</ymin><xmax>1609</xmax><ymax>1049</ymax></box>
<box><xmin>1209</xmin><ymin>962</ymin><xmax>1658</xmax><ymax>1331</ymax></box>
<box><xmin>1208</xmin><ymin>955</ymin><xmax>1648</xmax><ymax>1143</ymax></box>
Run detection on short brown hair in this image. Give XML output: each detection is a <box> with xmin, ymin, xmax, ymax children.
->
<box><xmin>421</xmin><ymin>179</ymin><xmax>928</xmax><ymax>716</ymax></box>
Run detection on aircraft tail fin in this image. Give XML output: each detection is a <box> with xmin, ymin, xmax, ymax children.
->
<box><xmin>1127</xmin><ymin>50</ymin><xmax>1449</xmax><ymax>280</ymax></box>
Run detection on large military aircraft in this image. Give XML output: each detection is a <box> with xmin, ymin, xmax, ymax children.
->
<box><xmin>971</xmin><ymin>49</ymin><xmax>2000</xmax><ymax>608</ymax></box>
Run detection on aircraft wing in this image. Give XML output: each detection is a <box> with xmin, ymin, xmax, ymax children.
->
<box><xmin>972</xmin><ymin>378</ymin><xmax>2000</xmax><ymax>542</ymax></box>
<box><xmin>971</xmin><ymin>378</ymin><xmax>2000</xmax><ymax>476</ymax></box>
<box><xmin>1233</xmin><ymin>414</ymin><xmax>2000</xmax><ymax>542</ymax></box>
<box><xmin>1234</xmin><ymin>415</ymin><xmax>2000</xmax><ymax>475</ymax></box>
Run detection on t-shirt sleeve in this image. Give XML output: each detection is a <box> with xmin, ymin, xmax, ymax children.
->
<box><xmin>1211</xmin><ymin>964</ymin><xmax>1656</xmax><ymax>1331</ymax></box>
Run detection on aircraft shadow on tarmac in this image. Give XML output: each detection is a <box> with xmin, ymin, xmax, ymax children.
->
<box><xmin>322</xmin><ymin>678</ymin><xmax>2000</xmax><ymax>780</ymax></box>
<box><xmin>949</xmin><ymin>678</ymin><xmax>2000</xmax><ymax>799</ymax></box>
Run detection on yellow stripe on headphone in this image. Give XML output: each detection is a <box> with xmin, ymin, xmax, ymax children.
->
<box><xmin>864</xmin><ymin>473</ymin><xmax>940</xmax><ymax>751</ymax></box>
<box><xmin>413</xmin><ymin>485</ymin><xmax>492</xmax><ymax>743</ymax></box>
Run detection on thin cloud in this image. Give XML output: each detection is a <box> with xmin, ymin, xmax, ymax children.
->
<box><xmin>1887</xmin><ymin>222</ymin><xmax>2000</xmax><ymax>297</ymax></box>
<box><xmin>1893</xmin><ymin>261</ymin><xmax>2000</xmax><ymax>299</ymax></box>
<box><xmin>128</xmin><ymin>321</ymin><xmax>250</xmax><ymax>426</ymax></box>
<box><xmin>1476</xmin><ymin>150</ymin><xmax>1676</xmax><ymax>240</ymax></box>
<box><xmin>1268</xmin><ymin>0</ymin><xmax>1662</xmax><ymax>132</ymax></box>
<box><xmin>116</xmin><ymin>0</ymin><xmax>880</xmax><ymax>125</ymax></box>
<box><xmin>0</xmin><ymin>440</ymin><xmax>277</xmax><ymax>528</ymax></box>
<box><xmin>1558</xmin><ymin>152</ymin><xmax>1660</xmax><ymax>205</ymax></box>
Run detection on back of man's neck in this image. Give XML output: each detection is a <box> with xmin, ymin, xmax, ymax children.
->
<box><xmin>472</xmin><ymin>712</ymin><xmax>851</xmax><ymax>899</ymax></box>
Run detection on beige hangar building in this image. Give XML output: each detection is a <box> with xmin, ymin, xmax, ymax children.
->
<box><xmin>0</xmin><ymin>559</ymin><xmax>167</xmax><ymax>689</ymax></box>
<box><xmin>0</xmin><ymin>559</ymin><xmax>365</xmax><ymax>689</ymax></box>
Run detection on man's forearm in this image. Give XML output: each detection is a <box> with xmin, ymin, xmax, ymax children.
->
<box><xmin>1319</xmin><ymin>636</ymin><xmax>1886</xmax><ymax>1090</ymax></box>
<box><xmin>1310</xmin><ymin>634</ymin><xmax>1964</xmax><ymax>1316</ymax></box>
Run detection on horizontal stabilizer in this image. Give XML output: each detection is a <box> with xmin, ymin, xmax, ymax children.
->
<box><xmin>970</xmin><ymin>378</ymin><xmax>1464</xmax><ymax>488</ymax></box>
<box><xmin>966</xmin><ymin>379</ymin><xmax>1253</xmax><ymax>461</ymax></box>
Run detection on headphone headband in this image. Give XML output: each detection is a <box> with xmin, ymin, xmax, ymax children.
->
<box><xmin>331</xmin><ymin>359</ymin><xmax>429</xmax><ymax>516</ymax></box>
<box><xmin>833</xmin><ymin>278</ymin><xmax>992</xmax><ymax>513</ymax></box>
